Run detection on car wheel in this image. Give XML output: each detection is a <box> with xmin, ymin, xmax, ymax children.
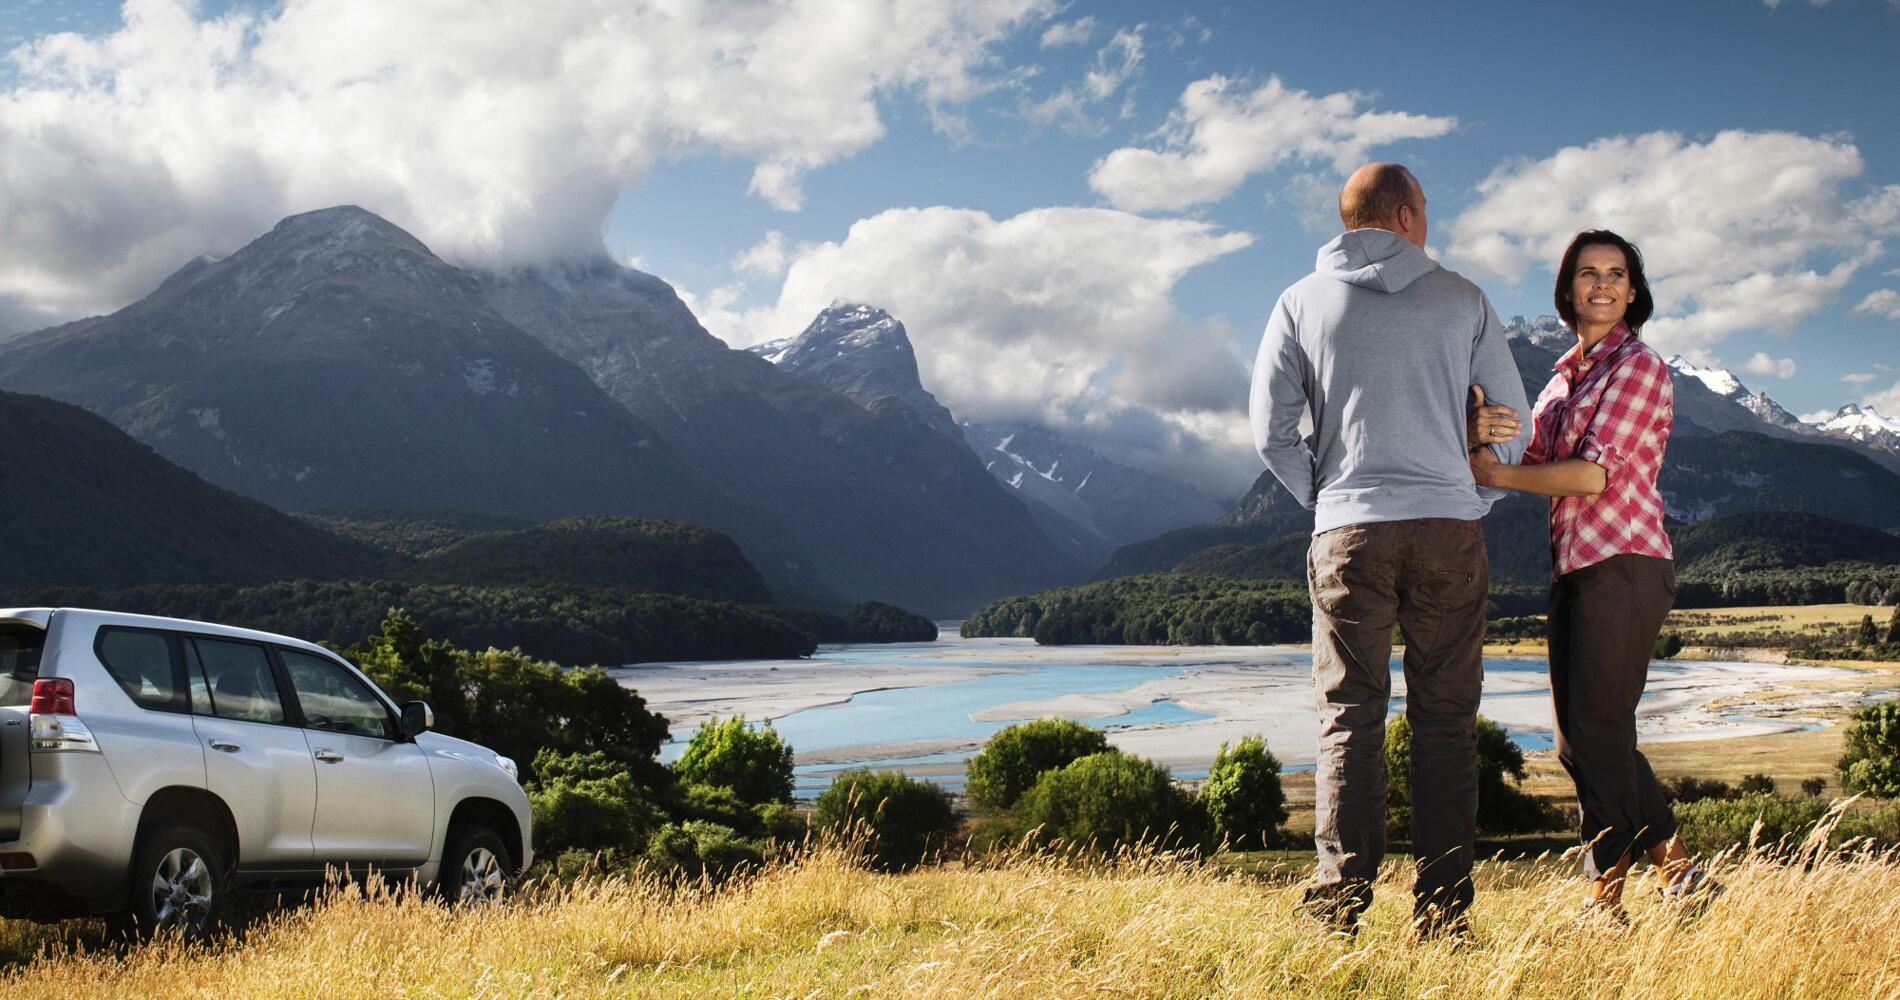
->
<box><xmin>121</xmin><ymin>821</ymin><xmax>225</xmax><ymax>940</ymax></box>
<box><xmin>440</xmin><ymin>823</ymin><xmax>510</xmax><ymax>907</ymax></box>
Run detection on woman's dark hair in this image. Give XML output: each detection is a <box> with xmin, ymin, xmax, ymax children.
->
<box><xmin>1553</xmin><ymin>229</ymin><xmax>1654</xmax><ymax>332</ymax></box>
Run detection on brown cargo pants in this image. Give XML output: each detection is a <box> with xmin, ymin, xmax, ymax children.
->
<box><xmin>1304</xmin><ymin>517</ymin><xmax>1488</xmax><ymax>928</ymax></box>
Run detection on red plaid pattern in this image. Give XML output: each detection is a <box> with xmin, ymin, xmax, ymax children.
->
<box><xmin>1522</xmin><ymin>322</ymin><xmax>1674</xmax><ymax>578</ymax></box>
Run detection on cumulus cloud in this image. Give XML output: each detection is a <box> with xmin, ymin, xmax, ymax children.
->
<box><xmin>1020</xmin><ymin>26</ymin><xmax>1143</xmax><ymax>136</ymax></box>
<box><xmin>1744</xmin><ymin>352</ymin><xmax>1797</xmax><ymax>380</ymax></box>
<box><xmin>1863</xmin><ymin>380</ymin><xmax>1900</xmax><ymax>416</ymax></box>
<box><xmin>1087</xmin><ymin>74</ymin><xmax>1456</xmax><ymax>213</ymax></box>
<box><xmin>0</xmin><ymin>0</ymin><xmax>1054</xmax><ymax>323</ymax></box>
<box><xmin>1855</xmin><ymin>288</ymin><xmax>1900</xmax><ymax>320</ymax></box>
<box><xmin>733</xmin><ymin>231</ymin><xmax>794</xmax><ymax>279</ymax></box>
<box><xmin>1446</xmin><ymin>130</ymin><xmax>1900</xmax><ymax>363</ymax></box>
<box><xmin>1039</xmin><ymin>15</ymin><xmax>1096</xmax><ymax>47</ymax></box>
<box><xmin>692</xmin><ymin>205</ymin><xmax>1258</xmax><ymax>494</ymax></box>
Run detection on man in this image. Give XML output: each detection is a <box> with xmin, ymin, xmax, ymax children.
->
<box><xmin>1248</xmin><ymin>163</ymin><xmax>1530</xmax><ymax>937</ymax></box>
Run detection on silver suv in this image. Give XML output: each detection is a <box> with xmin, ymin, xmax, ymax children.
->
<box><xmin>0</xmin><ymin>608</ymin><xmax>532</xmax><ymax>935</ymax></box>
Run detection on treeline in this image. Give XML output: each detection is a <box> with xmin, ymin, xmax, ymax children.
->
<box><xmin>961</xmin><ymin>575</ymin><xmax>1310</xmax><ymax>646</ymax></box>
<box><xmin>1676</xmin><ymin>567</ymin><xmax>1900</xmax><ymax>609</ymax></box>
<box><xmin>747</xmin><ymin>601</ymin><xmax>938</xmax><ymax>644</ymax></box>
<box><xmin>2</xmin><ymin>579</ymin><xmax>817</xmax><ymax>665</ymax></box>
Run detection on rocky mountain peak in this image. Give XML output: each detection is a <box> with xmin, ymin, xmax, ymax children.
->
<box><xmin>774</xmin><ymin>302</ymin><xmax>960</xmax><ymax>439</ymax></box>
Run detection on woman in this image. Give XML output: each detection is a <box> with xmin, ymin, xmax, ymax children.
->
<box><xmin>1468</xmin><ymin>229</ymin><xmax>1717</xmax><ymax>923</ymax></box>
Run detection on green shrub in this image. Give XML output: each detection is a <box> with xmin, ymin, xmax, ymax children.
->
<box><xmin>1839</xmin><ymin>701</ymin><xmax>1900</xmax><ymax>797</ymax></box>
<box><xmin>1738</xmin><ymin>773</ymin><xmax>1778</xmax><ymax>796</ymax></box>
<box><xmin>1673</xmin><ymin>793</ymin><xmax>1831</xmax><ymax>856</ymax></box>
<box><xmin>641</xmin><ymin>820</ymin><xmax>765</xmax><ymax>879</ymax></box>
<box><xmin>813</xmin><ymin>770</ymin><xmax>958</xmax><ymax>871</ymax></box>
<box><xmin>1837</xmin><ymin>798</ymin><xmax>1900</xmax><ymax>846</ymax></box>
<box><xmin>1665</xmin><ymin>775</ymin><xmax>1735</xmax><ymax>803</ymax></box>
<box><xmin>671</xmin><ymin>716</ymin><xmax>796</xmax><ymax>805</ymax></box>
<box><xmin>1801</xmin><ymin>777</ymin><xmax>1828</xmax><ymax>798</ymax></box>
<box><xmin>1199</xmin><ymin>735</ymin><xmax>1288</xmax><ymax>849</ymax></box>
<box><xmin>527</xmin><ymin>749</ymin><xmax>666</xmax><ymax>857</ymax></box>
<box><xmin>965</xmin><ymin>717</ymin><xmax>1110</xmax><ymax>811</ymax></box>
<box><xmin>1385</xmin><ymin>715</ymin><xmax>1562</xmax><ymax>837</ymax></box>
<box><xmin>1014</xmin><ymin>752</ymin><xmax>1204</xmax><ymax>852</ymax></box>
<box><xmin>753</xmin><ymin>801</ymin><xmax>810</xmax><ymax>844</ymax></box>
<box><xmin>1653</xmin><ymin>631</ymin><xmax>1683</xmax><ymax>659</ymax></box>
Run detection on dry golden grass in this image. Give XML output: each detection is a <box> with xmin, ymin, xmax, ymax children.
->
<box><xmin>5</xmin><ymin>836</ymin><xmax>1900</xmax><ymax>999</ymax></box>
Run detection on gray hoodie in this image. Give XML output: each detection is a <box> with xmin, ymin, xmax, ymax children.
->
<box><xmin>1248</xmin><ymin>229</ymin><xmax>1530</xmax><ymax>534</ymax></box>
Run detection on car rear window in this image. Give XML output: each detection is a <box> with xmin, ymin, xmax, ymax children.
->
<box><xmin>96</xmin><ymin>627</ymin><xmax>189</xmax><ymax>714</ymax></box>
<box><xmin>0</xmin><ymin>624</ymin><xmax>44</xmax><ymax>706</ymax></box>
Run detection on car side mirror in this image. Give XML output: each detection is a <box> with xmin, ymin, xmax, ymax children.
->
<box><xmin>400</xmin><ymin>701</ymin><xmax>434</xmax><ymax>739</ymax></box>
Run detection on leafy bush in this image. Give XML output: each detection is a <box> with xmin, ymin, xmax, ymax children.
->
<box><xmin>1839</xmin><ymin>701</ymin><xmax>1900</xmax><ymax>797</ymax></box>
<box><xmin>353</xmin><ymin>610</ymin><xmax>670</xmax><ymax>784</ymax></box>
<box><xmin>527</xmin><ymin>749</ymin><xmax>665</xmax><ymax>858</ymax></box>
<box><xmin>642</xmin><ymin>821</ymin><xmax>766</xmax><ymax>880</ymax></box>
<box><xmin>965</xmin><ymin>717</ymin><xmax>1110</xmax><ymax>811</ymax></box>
<box><xmin>1738</xmin><ymin>772</ymin><xmax>1778</xmax><ymax>796</ymax></box>
<box><xmin>1653</xmin><ymin>631</ymin><xmax>1684</xmax><ymax>659</ymax></box>
<box><xmin>1014</xmin><ymin>752</ymin><xmax>1205</xmax><ymax>852</ymax></box>
<box><xmin>1665</xmin><ymin>775</ymin><xmax>1736</xmax><ymax>804</ymax></box>
<box><xmin>1384</xmin><ymin>715</ymin><xmax>1562</xmax><ymax>837</ymax></box>
<box><xmin>671</xmin><ymin>716</ymin><xmax>796</xmax><ymax>806</ymax></box>
<box><xmin>1199</xmin><ymin>735</ymin><xmax>1288</xmax><ymax>849</ymax></box>
<box><xmin>812</xmin><ymin>770</ymin><xmax>958</xmax><ymax>871</ymax></box>
<box><xmin>1802</xmin><ymin>777</ymin><xmax>1828</xmax><ymax>798</ymax></box>
<box><xmin>1673</xmin><ymin>794</ymin><xmax>1831</xmax><ymax>856</ymax></box>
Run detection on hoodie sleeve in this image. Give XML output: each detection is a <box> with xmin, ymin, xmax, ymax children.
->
<box><xmin>1249</xmin><ymin>294</ymin><xmax>1318</xmax><ymax>511</ymax></box>
<box><xmin>1469</xmin><ymin>295</ymin><xmax>1532</xmax><ymax>505</ymax></box>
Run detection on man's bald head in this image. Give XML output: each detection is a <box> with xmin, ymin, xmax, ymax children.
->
<box><xmin>1339</xmin><ymin>164</ymin><xmax>1421</xmax><ymax>230</ymax></box>
<box><xmin>1339</xmin><ymin>163</ymin><xmax>1426</xmax><ymax>248</ymax></box>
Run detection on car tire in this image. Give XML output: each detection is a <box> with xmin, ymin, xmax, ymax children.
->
<box><xmin>439</xmin><ymin>822</ymin><xmax>511</xmax><ymax>907</ymax></box>
<box><xmin>118</xmin><ymin>821</ymin><xmax>226</xmax><ymax>940</ymax></box>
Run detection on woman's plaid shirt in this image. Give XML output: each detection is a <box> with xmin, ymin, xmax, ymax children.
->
<box><xmin>1522</xmin><ymin>322</ymin><xmax>1674</xmax><ymax>579</ymax></box>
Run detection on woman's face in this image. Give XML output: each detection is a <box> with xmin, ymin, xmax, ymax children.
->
<box><xmin>1570</xmin><ymin>243</ymin><xmax>1632</xmax><ymax>329</ymax></box>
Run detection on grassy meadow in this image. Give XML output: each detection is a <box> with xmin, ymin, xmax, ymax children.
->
<box><xmin>3</xmin><ymin>837</ymin><xmax>1899</xmax><ymax>999</ymax></box>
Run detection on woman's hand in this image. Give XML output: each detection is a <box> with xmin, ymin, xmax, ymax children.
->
<box><xmin>1467</xmin><ymin>383</ymin><xmax>1520</xmax><ymax>449</ymax></box>
<box><xmin>1469</xmin><ymin>443</ymin><xmax>1502</xmax><ymax>487</ymax></box>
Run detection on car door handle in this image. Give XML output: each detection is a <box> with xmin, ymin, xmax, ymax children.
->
<box><xmin>209</xmin><ymin>740</ymin><xmax>241</xmax><ymax>753</ymax></box>
<box><xmin>313</xmin><ymin>749</ymin><xmax>344</xmax><ymax>763</ymax></box>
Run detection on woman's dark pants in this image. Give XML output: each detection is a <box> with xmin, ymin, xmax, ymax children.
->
<box><xmin>1547</xmin><ymin>553</ymin><xmax>1680</xmax><ymax>880</ymax></box>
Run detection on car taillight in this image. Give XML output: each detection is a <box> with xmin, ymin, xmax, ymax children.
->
<box><xmin>28</xmin><ymin>678</ymin><xmax>98</xmax><ymax>753</ymax></box>
<box><xmin>29</xmin><ymin>678</ymin><xmax>76</xmax><ymax>715</ymax></box>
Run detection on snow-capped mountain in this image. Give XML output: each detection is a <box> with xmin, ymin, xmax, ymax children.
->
<box><xmin>1663</xmin><ymin>356</ymin><xmax>1807</xmax><ymax>431</ymax></box>
<box><xmin>1811</xmin><ymin>404</ymin><xmax>1900</xmax><ymax>452</ymax></box>
<box><xmin>772</xmin><ymin>303</ymin><xmax>961</xmax><ymax>440</ymax></box>
<box><xmin>962</xmin><ymin>422</ymin><xmax>1226</xmax><ymax>552</ymax></box>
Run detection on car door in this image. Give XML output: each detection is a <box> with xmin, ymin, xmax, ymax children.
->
<box><xmin>185</xmin><ymin>636</ymin><xmax>317</xmax><ymax>867</ymax></box>
<box><xmin>275</xmin><ymin>647</ymin><xmax>434</xmax><ymax>864</ymax></box>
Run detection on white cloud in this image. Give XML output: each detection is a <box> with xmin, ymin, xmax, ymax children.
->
<box><xmin>1842</xmin><ymin>372</ymin><xmax>1877</xmax><ymax>385</ymax></box>
<box><xmin>0</xmin><ymin>0</ymin><xmax>1055</xmax><ymax>327</ymax></box>
<box><xmin>694</xmin><ymin>205</ymin><xmax>1258</xmax><ymax>494</ymax></box>
<box><xmin>1744</xmin><ymin>352</ymin><xmax>1797</xmax><ymax>380</ymax></box>
<box><xmin>1855</xmin><ymin>288</ymin><xmax>1900</xmax><ymax>320</ymax></box>
<box><xmin>733</xmin><ymin>231</ymin><xmax>793</xmax><ymax>279</ymax></box>
<box><xmin>1446</xmin><ymin>130</ymin><xmax>1900</xmax><ymax>363</ymax></box>
<box><xmin>1865</xmin><ymin>380</ymin><xmax>1900</xmax><ymax>416</ymax></box>
<box><xmin>1038</xmin><ymin>15</ymin><xmax>1095</xmax><ymax>47</ymax></box>
<box><xmin>1087</xmin><ymin>74</ymin><xmax>1456</xmax><ymax>213</ymax></box>
<box><xmin>1020</xmin><ymin>26</ymin><xmax>1143</xmax><ymax>136</ymax></box>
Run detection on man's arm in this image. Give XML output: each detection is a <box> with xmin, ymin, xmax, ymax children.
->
<box><xmin>1249</xmin><ymin>296</ymin><xmax>1317</xmax><ymax>510</ymax></box>
<box><xmin>1469</xmin><ymin>298</ymin><xmax>1533</xmax><ymax>503</ymax></box>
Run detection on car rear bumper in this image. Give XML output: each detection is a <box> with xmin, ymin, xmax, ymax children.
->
<box><xmin>0</xmin><ymin>753</ymin><xmax>142</xmax><ymax>915</ymax></box>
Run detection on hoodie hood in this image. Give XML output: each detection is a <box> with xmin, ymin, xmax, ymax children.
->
<box><xmin>1317</xmin><ymin>229</ymin><xmax>1439</xmax><ymax>294</ymax></box>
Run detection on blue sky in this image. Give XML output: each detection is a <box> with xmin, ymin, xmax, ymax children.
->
<box><xmin>2</xmin><ymin>1</ymin><xmax>1897</xmax><ymax>495</ymax></box>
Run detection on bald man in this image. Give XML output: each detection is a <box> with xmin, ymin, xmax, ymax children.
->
<box><xmin>1248</xmin><ymin>163</ymin><xmax>1530</xmax><ymax>939</ymax></box>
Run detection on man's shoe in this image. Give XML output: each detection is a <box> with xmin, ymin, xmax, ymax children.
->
<box><xmin>1297</xmin><ymin>881</ymin><xmax>1371</xmax><ymax>938</ymax></box>
<box><xmin>1658</xmin><ymin>862</ymin><xmax>1724</xmax><ymax>918</ymax></box>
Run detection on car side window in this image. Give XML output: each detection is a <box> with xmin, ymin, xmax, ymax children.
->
<box><xmin>188</xmin><ymin>638</ymin><xmax>287</xmax><ymax>725</ymax></box>
<box><xmin>95</xmin><ymin>628</ymin><xmax>188</xmax><ymax>714</ymax></box>
<box><xmin>278</xmin><ymin>649</ymin><xmax>395</xmax><ymax>741</ymax></box>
